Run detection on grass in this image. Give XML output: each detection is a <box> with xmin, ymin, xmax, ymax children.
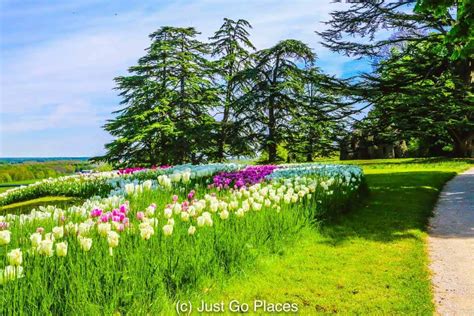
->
<box><xmin>194</xmin><ymin>158</ymin><xmax>473</xmax><ymax>314</ymax></box>
<box><xmin>0</xmin><ymin>180</ymin><xmax>38</xmax><ymax>193</ymax></box>
<box><xmin>0</xmin><ymin>196</ymin><xmax>81</xmax><ymax>215</ymax></box>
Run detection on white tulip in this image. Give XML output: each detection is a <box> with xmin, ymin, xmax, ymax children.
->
<box><xmin>56</xmin><ymin>242</ymin><xmax>68</xmax><ymax>257</ymax></box>
<box><xmin>7</xmin><ymin>248</ymin><xmax>22</xmax><ymax>266</ymax></box>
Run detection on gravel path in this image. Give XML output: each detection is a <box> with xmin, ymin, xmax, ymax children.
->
<box><xmin>429</xmin><ymin>167</ymin><xmax>474</xmax><ymax>315</ymax></box>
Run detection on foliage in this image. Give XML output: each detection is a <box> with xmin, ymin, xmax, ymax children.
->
<box><xmin>319</xmin><ymin>0</ymin><xmax>474</xmax><ymax>157</ymax></box>
<box><xmin>101</xmin><ymin>27</ymin><xmax>219</xmax><ymax>166</ymax></box>
<box><xmin>209</xmin><ymin>18</ymin><xmax>256</xmax><ymax>160</ymax></box>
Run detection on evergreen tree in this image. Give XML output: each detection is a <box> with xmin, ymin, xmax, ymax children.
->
<box><xmin>285</xmin><ymin>67</ymin><xmax>349</xmax><ymax>161</ymax></box>
<box><xmin>209</xmin><ymin>18</ymin><xmax>256</xmax><ymax>161</ymax></box>
<box><xmin>319</xmin><ymin>0</ymin><xmax>473</xmax><ymax>157</ymax></box>
<box><xmin>233</xmin><ymin>40</ymin><xmax>315</xmax><ymax>162</ymax></box>
<box><xmin>101</xmin><ymin>27</ymin><xmax>218</xmax><ymax>166</ymax></box>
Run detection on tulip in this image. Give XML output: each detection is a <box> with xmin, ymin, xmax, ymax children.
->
<box><xmin>44</xmin><ymin>233</ymin><xmax>55</xmax><ymax>242</ymax></box>
<box><xmin>56</xmin><ymin>242</ymin><xmax>68</xmax><ymax>257</ymax></box>
<box><xmin>136</xmin><ymin>212</ymin><xmax>145</xmax><ymax>221</ymax></box>
<box><xmin>172</xmin><ymin>203</ymin><xmax>181</xmax><ymax>214</ymax></box>
<box><xmin>98</xmin><ymin>223</ymin><xmax>111</xmax><ymax>237</ymax></box>
<box><xmin>197</xmin><ymin>216</ymin><xmax>206</xmax><ymax>227</ymax></box>
<box><xmin>219</xmin><ymin>210</ymin><xmax>229</xmax><ymax>220</ymax></box>
<box><xmin>37</xmin><ymin>239</ymin><xmax>54</xmax><ymax>257</ymax></box>
<box><xmin>140</xmin><ymin>225</ymin><xmax>154</xmax><ymax>240</ymax></box>
<box><xmin>30</xmin><ymin>232</ymin><xmax>42</xmax><ymax>247</ymax></box>
<box><xmin>52</xmin><ymin>226</ymin><xmax>64</xmax><ymax>239</ymax></box>
<box><xmin>188</xmin><ymin>225</ymin><xmax>196</xmax><ymax>235</ymax></box>
<box><xmin>7</xmin><ymin>248</ymin><xmax>22</xmax><ymax>266</ymax></box>
<box><xmin>78</xmin><ymin>237</ymin><xmax>93</xmax><ymax>252</ymax></box>
<box><xmin>107</xmin><ymin>231</ymin><xmax>120</xmax><ymax>248</ymax></box>
<box><xmin>181</xmin><ymin>212</ymin><xmax>190</xmax><ymax>222</ymax></box>
<box><xmin>1</xmin><ymin>266</ymin><xmax>24</xmax><ymax>283</ymax></box>
<box><xmin>162</xmin><ymin>224</ymin><xmax>173</xmax><ymax>236</ymax></box>
<box><xmin>65</xmin><ymin>222</ymin><xmax>78</xmax><ymax>235</ymax></box>
<box><xmin>0</xmin><ymin>230</ymin><xmax>11</xmax><ymax>245</ymax></box>
<box><xmin>235</xmin><ymin>208</ymin><xmax>245</xmax><ymax>218</ymax></box>
<box><xmin>145</xmin><ymin>205</ymin><xmax>156</xmax><ymax>217</ymax></box>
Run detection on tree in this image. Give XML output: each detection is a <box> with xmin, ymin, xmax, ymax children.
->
<box><xmin>101</xmin><ymin>27</ymin><xmax>219</xmax><ymax>166</ymax></box>
<box><xmin>209</xmin><ymin>18</ymin><xmax>256</xmax><ymax>161</ymax></box>
<box><xmin>285</xmin><ymin>67</ymin><xmax>349</xmax><ymax>161</ymax></box>
<box><xmin>233</xmin><ymin>40</ymin><xmax>315</xmax><ymax>162</ymax></box>
<box><xmin>319</xmin><ymin>0</ymin><xmax>473</xmax><ymax>157</ymax></box>
<box><xmin>363</xmin><ymin>41</ymin><xmax>473</xmax><ymax>156</ymax></box>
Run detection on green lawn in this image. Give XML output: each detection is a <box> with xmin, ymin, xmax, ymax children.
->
<box><xmin>0</xmin><ymin>179</ymin><xmax>39</xmax><ymax>193</ymax></box>
<box><xmin>0</xmin><ymin>196</ymin><xmax>81</xmax><ymax>215</ymax></box>
<box><xmin>192</xmin><ymin>159</ymin><xmax>473</xmax><ymax>314</ymax></box>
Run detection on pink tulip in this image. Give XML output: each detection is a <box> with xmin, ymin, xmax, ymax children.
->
<box><xmin>172</xmin><ymin>195</ymin><xmax>178</xmax><ymax>202</ymax></box>
<box><xmin>90</xmin><ymin>209</ymin><xmax>102</xmax><ymax>217</ymax></box>
<box><xmin>120</xmin><ymin>204</ymin><xmax>127</xmax><ymax>213</ymax></box>
<box><xmin>36</xmin><ymin>227</ymin><xmax>44</xmax><ymax>234</ymax></box>
<box><xmin>136</xmin><ymin>212</ymin><xmax>145</xmax><ymax>221</ymax></box>
<box><xmin>100</xmin><ymin>215</ymin><xmax>108</xmax><ymax>223</ymax></box>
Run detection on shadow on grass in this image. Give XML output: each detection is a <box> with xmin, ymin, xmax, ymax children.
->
<box><xmin>319</xmin><ymin>170</ymin><xmax>459</xmax><ymax>245</ymax></box>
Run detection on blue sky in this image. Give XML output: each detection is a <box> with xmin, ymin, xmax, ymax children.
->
<box><xmin>0</xmin><ymin>0</ymin><xmax>372</xmax><ymax>157</ymax></box>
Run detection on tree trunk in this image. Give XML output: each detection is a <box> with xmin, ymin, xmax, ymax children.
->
<box><xmin>267</xmin><ymin>56</ymin><xmax>280</xmax><ymax>163</ymax></box>
<box><xmin>450</xmin><ymin>129</ymin><xmax>474</xmax><ymax>157</ymax></box>
<box><xmin>217</xmin><ymin>87</ymin><xmax>232</xmax><ymax>162</ymax></box>
<box><xmin>268</xmin><ymin>108</ymin><xmax>277</xmax><ymax>163</ymax></box>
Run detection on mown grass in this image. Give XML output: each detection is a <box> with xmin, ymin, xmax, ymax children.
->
<box><xmin>0</xmin><ymin>196</ymin><xmax>81</xmax><ymax>215</ymax></box>
<box><xmin>0</xmin><ymin>180</ymin><xmax>38</xmax><ymax>193</ymax></box>
<box><xmin>193</xmin><ymin>158</ymin><xmax>472</xmax><ymax>314</ymax></box>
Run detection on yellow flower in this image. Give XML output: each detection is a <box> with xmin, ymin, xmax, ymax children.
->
<box><xmin>188</xmin><ymin>225</ymin><xmax>196</xmax><ymax>235</ymax></box>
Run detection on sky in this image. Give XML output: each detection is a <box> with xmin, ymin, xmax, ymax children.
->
<box><xmin>0</xmin><ymin>0</ymin><xmax>372</xmax><ymax>157</ymax></box>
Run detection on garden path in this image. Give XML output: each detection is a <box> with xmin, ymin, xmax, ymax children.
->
<box><xmin>429</xmin><ymin>167</ymin><xmax>474</xmax><ymax>315</ymax></box>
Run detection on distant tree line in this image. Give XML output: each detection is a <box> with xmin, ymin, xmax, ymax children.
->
<box><xmin>0</xmin><ymin>161</ymin><xmax>91</xmax><ymax>183</ymax></box>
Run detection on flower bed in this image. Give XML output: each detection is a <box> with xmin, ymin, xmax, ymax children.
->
<box><xmin>0</xmin><ymin>163</ymin><xmax>366</xmax><ymax>314</ymax></box>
